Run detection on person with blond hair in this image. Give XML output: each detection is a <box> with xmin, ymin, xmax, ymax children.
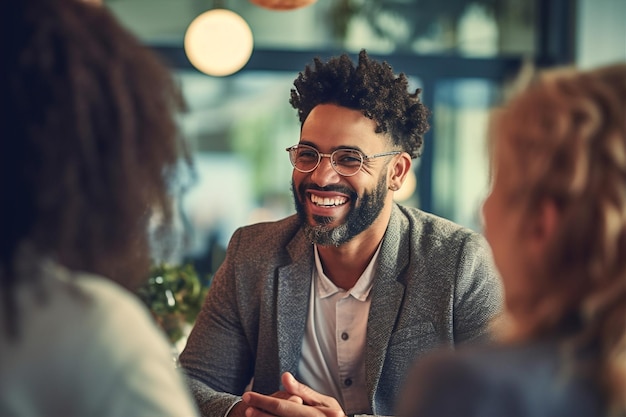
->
<box><xmin>0</xmin><ymin>0</ymin><xmax>199</xmax><ymax>415</ymax></box>
<box><xmin>397</xmin><ymin>62</ymin><xmax>626</xmax><ymax>417</ymax></box>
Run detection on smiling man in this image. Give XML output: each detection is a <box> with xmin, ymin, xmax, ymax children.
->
<box><xmin>179</xmin><ymin>50</ymin><xmax>503</xmax><ymax>417</ymax></box>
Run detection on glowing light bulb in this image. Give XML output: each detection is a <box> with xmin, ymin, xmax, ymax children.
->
<box><xmin>184</xmin><ymin>9</ymin><xmax>254</xmax><ymax>77</ymax></box>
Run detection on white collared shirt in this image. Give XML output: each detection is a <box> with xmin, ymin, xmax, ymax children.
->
<box><xmin>297</xmin><ymin>244</ymin><xmax>380</xmax><ymax>415</ymax></box>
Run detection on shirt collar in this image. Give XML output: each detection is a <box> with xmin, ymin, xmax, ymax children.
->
<box><xmin>313</xmin><ymin>244</ymin><xmax>381</xmax><ymax>302</ymax></box>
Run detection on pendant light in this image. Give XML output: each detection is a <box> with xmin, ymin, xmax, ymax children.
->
<box><xmin>184</xmin><ymin>7</ymin><xmax>253</xmax><ymax>77</ymax></box>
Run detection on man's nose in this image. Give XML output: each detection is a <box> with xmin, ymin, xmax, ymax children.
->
<box><xmin>310</xmin><ymin>155</ymin><xmax>341</xmax><ymax>185</ymax></box>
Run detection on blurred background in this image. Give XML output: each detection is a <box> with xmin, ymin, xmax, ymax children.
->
<box><xmin>103</xmin><ymin>0</ymin><xmax>625</xmax><ymax>278</ymax></box>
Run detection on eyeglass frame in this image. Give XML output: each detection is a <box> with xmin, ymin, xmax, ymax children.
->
<box><xmin>286</xmin><ymin>143</ymin><xmax>402</xmax><ymax>177</ymax></box>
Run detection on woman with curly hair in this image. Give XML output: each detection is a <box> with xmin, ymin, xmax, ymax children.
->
<box><xmin>398</xmin><ymin>63</ymin><xmax>626</xmax><ymax>417</ymax></box>
<box><xmin>180</xmin><ymin>50</ymin><xmax>502</xmax><ymax>417</ymax></box>
<box><xmin>0</xmin><ymin>0</ymin><xmax>198</xmax><ymax>415</ymax></box>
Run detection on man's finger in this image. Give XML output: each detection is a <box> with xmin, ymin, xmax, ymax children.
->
<box><xmin>281</xmin><ymin>373</ymin><xmax>341</xmax><ymax>408</ymax></box>
<box><xmin>243</xmin><ymin>392</ymin><xmax>306</xmax><ymax>417</ymax></box>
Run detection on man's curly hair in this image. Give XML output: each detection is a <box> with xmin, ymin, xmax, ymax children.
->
<box><xmin>289</xmin><ymin>50</ymin><xmax>430</xmax><ymax>158</ymax></box>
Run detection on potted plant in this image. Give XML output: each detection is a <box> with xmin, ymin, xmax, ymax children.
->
<box><xmin>136</xmin><ymin>263</ymin><xmax>210</xmax><ymax>348</ymax></box>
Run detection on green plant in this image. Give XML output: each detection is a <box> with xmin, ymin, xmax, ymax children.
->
<box><xmin>136</xmin><ymin>263</ymin><xmax>210</xmax><ymax>344</ymax></box>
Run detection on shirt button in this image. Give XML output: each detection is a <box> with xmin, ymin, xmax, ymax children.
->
<box><xmin>341</xmin><ymin>332</ymin><xmax>349</xmax><ymax>341</ymax></box>
<box><xmin>344</xmin><ymin>378</ymin><xmax>352</xmax><ymax>387</ymax></box>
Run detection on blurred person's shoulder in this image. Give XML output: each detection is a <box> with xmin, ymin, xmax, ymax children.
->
<box><xmin>0</xmin><ymin>257</ymin><xmax>187</xmax><ymax>416</ymax></box>
<box><xmin>4</xmin><ymin>257</ymin><xmax>166</xmax><ymax>354</ymax></box>
<box><xmin>399</xmin><ymin>340</ymin><xmax>604</xmax><ymax>417</ymax></box>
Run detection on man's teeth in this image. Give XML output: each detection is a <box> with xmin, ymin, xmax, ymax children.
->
<box><xmin>310</xmin><ymin>194</ymin><xmax>347</xmax><ymax>207</ymax></box>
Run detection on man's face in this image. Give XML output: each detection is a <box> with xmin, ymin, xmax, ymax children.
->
<box><xmin>291</xmin><ymin>103</ymin><xmax>395</xmax><ymax>246</ymax></box>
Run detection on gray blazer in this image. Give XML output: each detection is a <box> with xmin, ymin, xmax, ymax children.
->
<box><xmin>180</xmin><ymin>204</ymin><xmax>503</xmax><ymax>417</ymax></box>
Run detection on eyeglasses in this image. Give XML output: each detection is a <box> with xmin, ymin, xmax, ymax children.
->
<box><xmin>286</xmin><ymin>144</ymin><xmax>402</xmax><ymax>177</ymax></box>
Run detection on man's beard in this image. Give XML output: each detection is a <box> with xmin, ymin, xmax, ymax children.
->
<box><xmin>292</xmin><ymin>174</ymin><xmax>388</xmax><ymax>247</ymax></box>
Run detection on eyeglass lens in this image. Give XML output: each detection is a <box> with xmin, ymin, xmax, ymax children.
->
<box><xmin>289</xmin><ymin>145</ymin><xmax>364</xmax><ymax>176</ymax></box>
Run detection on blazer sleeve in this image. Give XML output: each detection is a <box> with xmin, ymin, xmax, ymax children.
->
<box><xmin>452</xmin><ymin>232</ymin><xmax>503</xmax><ymax>344</ymax></box>
<box><xmin>179</xmin><ymin>227</ymin><xmax>255</xmax><ymax>417</ymax></box>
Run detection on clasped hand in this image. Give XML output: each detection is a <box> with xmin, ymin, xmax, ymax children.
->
<box><xmin>240</xmin><ymin>372</ymin><xmax>347</xmax><ymax>417</ymax></box>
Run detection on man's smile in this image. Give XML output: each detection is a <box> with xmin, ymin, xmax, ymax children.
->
<box><xmin>309</xmin><ymin>193</ymin><xmax>348</xmax><ymax>207</ymax></box>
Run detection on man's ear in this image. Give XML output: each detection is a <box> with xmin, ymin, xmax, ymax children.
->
<box><xmin>388</xmin><ymin>152</ymin><xmax>412</xmax><ymax>191</ymax></box>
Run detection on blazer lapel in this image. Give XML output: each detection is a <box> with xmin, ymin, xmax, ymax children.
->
<box><xmin>365</xmin><ymin>204</ymin><xmax>409</xmax><ymax>402</ymax></box>
<box><xmin>276</xmin><ymin>230</ymin><xmax>314</xmax><ymax>379</ymax></box>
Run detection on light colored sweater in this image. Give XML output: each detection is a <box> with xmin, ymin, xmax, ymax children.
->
<box><xmin>0</xmin><ymin>257</ymin><xmax>199</xmax><ymax>417</ymax></box>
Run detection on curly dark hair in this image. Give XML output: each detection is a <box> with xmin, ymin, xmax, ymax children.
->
<box><xmin>289</xmin><ymin>50</ymin><xmax>430</xmax><ymax>158</ymax></box>
<box><xmin>1</xmin><ymin>0</ymin><xmax>185</xmax><ymax>317</ymax></box>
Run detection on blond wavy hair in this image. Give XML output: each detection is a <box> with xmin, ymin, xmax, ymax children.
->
<box><xmin>492</xmin><ymin>63</ymin><xmax>626</xmax><ymax>415</ymax></box>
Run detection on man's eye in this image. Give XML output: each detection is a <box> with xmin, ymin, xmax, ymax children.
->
<box><xmin>335</xmin><ymin>152</ymin><xmax>362</xmax><ymax>166</ymax></box>
<box><xmin>297</xmin><ymin>150</ymin><xmax>318</xmax><ymax>160</ymax></box>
